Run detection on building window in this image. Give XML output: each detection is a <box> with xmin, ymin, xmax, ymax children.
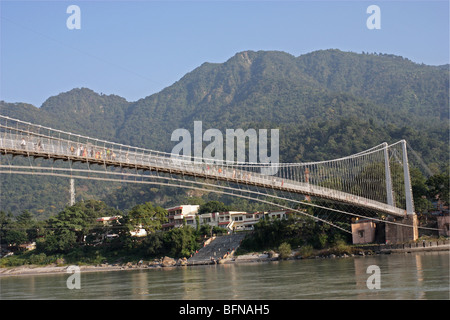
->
<box><xmin>358</xmin><ymin>230</ymin><xmax>365</xmax><ymax>238</ymax></box>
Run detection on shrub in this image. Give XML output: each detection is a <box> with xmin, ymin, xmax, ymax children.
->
<box><xmin>313</xmin><ymin>233</ymin><xmax>328</xmax><ymax>249</ymax></box>
<box><xmin>0</xmin><ymin>255</ymin><xmax>26</xmax><ymax>267</ymax></box>
<box><xmin>331</xmin><ymin>240</ymin><xmax>353</xmax><ymax>255</ymax></box>
<box><xmin>278</xmin><ymin>242</ymin><xmax>292</xmax><ymax>259</ymax></box>
<box><xmin>29</xmin><ymin>253</ymin><xmax>48</xmax><ymax>265</ymax></box>
<box><xmin>297</xmin><ymin>245</ymin><xmax>314</xmax><ymax>258</ymax></box>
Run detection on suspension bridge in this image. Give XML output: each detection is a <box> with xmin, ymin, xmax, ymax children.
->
<box><xmin>0</xmin><ymin>115</ymin><xmax>418</xmax><ymax>237</ymax></box>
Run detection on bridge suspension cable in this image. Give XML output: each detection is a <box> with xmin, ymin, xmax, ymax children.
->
<box><xmin>0</xmin><ymin>114</ymin><xmax>417</xmax><ymax>226</ymax></box>
<box><xmin>2</xmin><ymin>163</ymin><xmax>440</xmax><ymax>232</ymax></box>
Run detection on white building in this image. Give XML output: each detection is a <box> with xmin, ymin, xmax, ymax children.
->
<box><xmin>97</xmin><ymin>206</ymin><xmax>291</xmax><ymax>235</ymax></box>
<box><xmin>162</xmin><ymin>205</ymin><xmax>200</xmax><ymax>230</ymax></box>
<box><xmin>96</xmin><ymin>215</ymin><xmax>146</xmax><ymax>238</ymax></box>
<box><xmin>267</xmin><ymin>210</ymin><xmax>289</xmax><ymax>220</ymax></box>
<box><xmin>130</xmin><ymin>226</ymin><xmax>147</xmax><ymax>237</ymax></box>
<box><xmin>162</xmin><ymin>204</ymin><xmax>293</xmax><ymax>232</ymax></box>
<box><xmin>203</xmin><ymin>211</ymin><xmax>250</xmax><ymax>230</ymax></box>
<box><xmin>164</xmin><ymin>206</ymin><xmax>267</xmax><ymax>232</ymax></box>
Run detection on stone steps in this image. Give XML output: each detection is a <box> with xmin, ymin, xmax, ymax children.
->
<box><xmin>188</xmin><ymin>233</ymin><xmax>247</xmax><ymax>265</ymax></box>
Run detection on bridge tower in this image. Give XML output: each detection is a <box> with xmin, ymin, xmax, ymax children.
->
<box><xmin>70</xmin><ymin>178</ymin><xmax>75</xmax><ymax>206</ymax></box>
<box><xmin>383</xmin><ymin>142</ymin><xmax>394</xmax><ymax>207</ymax></box>
<box><xmin>385</xmin><ymin>140</ymin><xmax>418</xmax><ymax>243</ymax></box>
<box><xmin>354</xmin><ymin>140</ymin><xmax>418</xmax><ymax>244</ymax></box>
<box><xmin>401</xmin><ymin>140</ymin><xmax>415</xmax><ymax>216</ymax></box>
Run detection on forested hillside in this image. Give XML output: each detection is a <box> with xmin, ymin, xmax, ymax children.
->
<box><xmin>1</xmin><ymin>49</ymin><xmax>448</xmax><ymax>219</ymax></box>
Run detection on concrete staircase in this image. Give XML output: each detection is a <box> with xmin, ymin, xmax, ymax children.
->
<box><xmin>188</xmin><ymin>233</ymin><xmax>247</xmax><ymax>265</ymax></box>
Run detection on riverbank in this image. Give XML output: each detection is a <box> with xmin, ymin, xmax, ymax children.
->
<box><xmin>1</xmin><ymin>241</ymin><xmax>448</xmax><ymax>278</ymax></box>
<box><xmin>232</xmin><ymin>242</ymin><xmax>450</xmax><ymax>263</ymax></box>
<box><xmin>0</xmin><ymin>256</ymin><xmax>194</xmax><ymax>277</ymax></box>
<box><xmin>0</xmin><ymin>264</ymin><xmax>125</xmax><ymax>277</ymax></box>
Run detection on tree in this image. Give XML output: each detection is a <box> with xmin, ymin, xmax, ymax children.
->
<box><xmin>143</xmin><ymin>232</ymin><xmax>165</xmax><ymax>256</ymax></box>
<box><xmin>125</xmin><ymin>202</ymin><xmax>167</xmax><ymax>234</ymax></box>
<box><xmin>0</xmin><ymin>211</ymin><xmax>14</xmax><ymax>246</ymax></box>
<box><xmin>164</xmin><ymin>227</ymin><xmax>199</xmax><ymax>258</ymax></box>
<box><xmin>427</xmin><ymin>173</ymin><xmax>449</xmax><ymax>206</ymax></box>
<box><xmin>198</xmin><ymin>201</ymin><xmax>229</xmax><ymax>215</ymax></box>
<box><xmin>0</xmin><ymin>210</ymin><xmax>40</xmax><ymax>249</ymax></box>
<box><xmin>38</xmin><ymin>200</ymin><xmax>120</xmax><ymax>254</ymax></box>
<box><xmin>410</xmin><ymin>167</ymin><xmax>432</xmax><ymax>213</ymax></box>
<box><xmin>37</xmin><ymin>228</ymin><xmax>77</xmax><ymax>254</ymax></box>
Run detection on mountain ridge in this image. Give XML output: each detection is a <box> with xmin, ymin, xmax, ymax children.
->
<box><xmin>1</xmin><ymin>49</ymin><xmax>448</xmax><ymax>218</ymax></box>
<box><xmin>1</xmin><ymin>48</ymin><xmax>448</xmax><ymax>148</ymax></box>
<box><xmin>1</xmin><ymin>48</ymin><xmax>448</xmax><ymax>155</ymax></box>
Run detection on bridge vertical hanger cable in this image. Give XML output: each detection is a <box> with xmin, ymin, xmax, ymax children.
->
<box><xmin>367</xmin><ymin>153</ymin><xmax>372</xmax><ymax>202</ymax></box>
<box><xmin>0</xmin><ymin>115</ymin><xmax>413</xmax><ymax>219</ymax></box>
<box><xmin>365</xmin><ymin>153</ymin><xmax>369</xmax><ymax>200</ymax></box>
<box><xmin>359</xmin><ymin>155</ymin><xmax>364</xmax><ymax>199</ymax></box>
<box><xmin>333</xmin><ymin>160</ymin><xmax>337</xmax><ymax>191</ymax></box>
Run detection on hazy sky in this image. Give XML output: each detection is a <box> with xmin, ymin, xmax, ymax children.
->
<box><xmin>1</xmin><ymin>0</ymin><xmax>448</xmax><ymax>107</ymax></box>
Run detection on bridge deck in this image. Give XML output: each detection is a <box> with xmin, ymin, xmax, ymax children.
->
<box><xmin>0</xmin><ymin>134</ymin><xmax>407</xmax><ymax>217</ymax></box>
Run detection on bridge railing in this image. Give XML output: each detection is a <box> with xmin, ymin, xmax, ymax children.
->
<box><xmin>0</xmin><ymin>115</ymin><xmax>407</xmax><ymax>217</ymax></box>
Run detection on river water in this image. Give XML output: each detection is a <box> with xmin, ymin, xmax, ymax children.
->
<box><xmin>0</xmin><ymin>251</ymin><xmax>448</xmax><ymax>300</ymax></box>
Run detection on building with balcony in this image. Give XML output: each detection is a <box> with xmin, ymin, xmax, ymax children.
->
<box><xmin>162</xmin><ymin>205</ymin><xmax>200</xmax><ymax>230</ymax></box>
<box><xmin>162</xmin><ymin>204</ymin><xmax>294</xmax><ymax>232</ymax></box>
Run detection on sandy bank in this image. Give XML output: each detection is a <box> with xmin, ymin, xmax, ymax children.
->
<box><xmin>1</xmin><ymin>243</ymin><xmax>447</xmax><ymax>278</ymax></box>
<box><xmin>0</xmin><ymin>264</ymin><xmax>130</xmax><ymax>277</ymax></box>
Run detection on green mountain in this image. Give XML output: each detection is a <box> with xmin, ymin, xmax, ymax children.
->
<box><xmin>1</xmin><ymin>49</ymin><xmax>448</xmax><ymax>218</ymax></box>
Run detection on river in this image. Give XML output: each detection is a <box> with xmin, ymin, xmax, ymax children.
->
<box><xmin>0</xmin><ymin>251</ymin><xmax>448</xmax><ymax>300</ymax></box>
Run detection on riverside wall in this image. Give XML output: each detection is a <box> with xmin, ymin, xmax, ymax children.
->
<box><xmin>354</xmin><ymin>239</ymin><xmax>449</xmax><ymax>254</ymax></box>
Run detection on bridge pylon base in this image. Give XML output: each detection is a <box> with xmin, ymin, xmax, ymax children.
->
<box><xmin>385</xmin><ymin>214</ymin><xmax>418</xmax><ymax>244</ymax></box>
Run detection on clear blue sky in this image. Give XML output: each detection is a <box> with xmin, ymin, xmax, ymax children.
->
<box><xmin>1</xmin><ymin>0</ymin><xmax>448</xmax><ymax>107</ymax></box>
